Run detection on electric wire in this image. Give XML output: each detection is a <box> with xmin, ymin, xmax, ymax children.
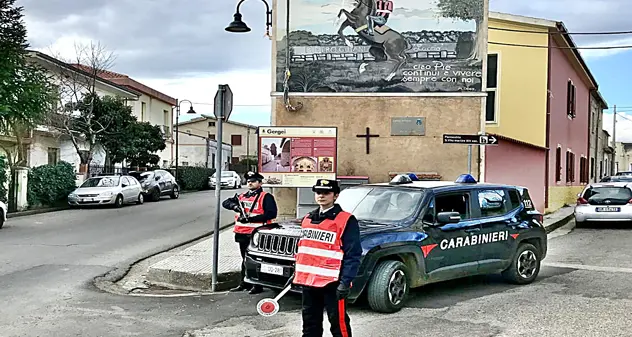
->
<box><xmin>489</xmin><ymin>41</ymin><xmax>632</xmax><ymax>49</ymax></box>
<box><xmin>489</xmin><ymin>27</ymin><xmax>632</xmax><ymax>35</ymax></box>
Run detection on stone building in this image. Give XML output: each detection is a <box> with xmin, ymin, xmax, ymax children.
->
<box><xmin>588</xmin><ymin>90</ymin><xmax>609</xmax><ymax>182</ymax></box>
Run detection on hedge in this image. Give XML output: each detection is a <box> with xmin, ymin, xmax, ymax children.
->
<box><xmin>173</xmin><ymin>166</ymin><xmax>216</xmax><ymax>191</ymax></box>
<box><xmin>27</xmin><ymin>161</ymin><xmax>77</xmax><ymax>207</ymax></box>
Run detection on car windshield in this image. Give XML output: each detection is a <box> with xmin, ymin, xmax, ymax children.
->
<box><xmin>337</xmin><ymin>186</ymin><xmax>424</xmax><ymax>224</ymax></box>
<box><xmin>212</xmin><ymin>172</ymin><xmax>234</xmax><ymax>178</ymax></box>
<box><xmin>81</xmin><ymin>177</ymin><xmax>120</xmax><ymax>188</ymax></box>
<box><xmin>583</xmin><ymin>186</ymin><xmax>632</xmax><ymax>202</ymax></box>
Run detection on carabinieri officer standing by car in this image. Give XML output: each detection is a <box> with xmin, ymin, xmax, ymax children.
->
<box><xmin>222</xmin><ymin>171</ymin><xmax>277</xmax><ymax>295</ymax></box>
<box><xmin>293</xmin><ymin>179</ymin><xmax>361</xmax><ymax>337</ymax></box>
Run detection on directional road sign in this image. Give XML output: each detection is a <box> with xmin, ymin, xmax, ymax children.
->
<box><xmin>443</xmin><ymin>134</ymin><xmax>499</xmax><ymax>145</ymax></box>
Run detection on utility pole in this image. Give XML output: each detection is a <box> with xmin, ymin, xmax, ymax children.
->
<box><xmin>613</xmin><ymin>105</ymin><xmax>617</xmax><ymax>175</ymax></box>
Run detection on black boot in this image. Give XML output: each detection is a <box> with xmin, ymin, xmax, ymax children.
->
<box><xmin>248</xmin><ymin>285</ymin><xmax>263</xmax><ymax>294</ymax></box>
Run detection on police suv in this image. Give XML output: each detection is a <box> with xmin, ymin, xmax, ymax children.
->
<box><xmin>244</xmin><ymin>174</ymin><xmax>547</xmax><ymax>313</ymax></box>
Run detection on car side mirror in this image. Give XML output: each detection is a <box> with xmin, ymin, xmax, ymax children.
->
<box><xmin>155</xmin><ymin>176</ymin><xmax>160</xmax><ymax>181</ymax></box>
<box><xmin>122</xmin><ymin>183</ymin><xmax>128</xmax><ymax>188</ymax></box>
<box><xmin>437</xmin><ymin>211</ymin><xmax>461</xmax><ymax>224</ymax></box>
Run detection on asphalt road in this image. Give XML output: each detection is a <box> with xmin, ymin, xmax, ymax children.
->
<box><xmin>0</xmin><ymin>189</ymin><xmax>248</xmax><ymax>337</ymax></box>
<box><xmin>4</xmin><ymin>204</ymin><xmax>632</xmax><ymax>337</ymax></box>
<box><xmin>186</xmin><ymin>220</ymin><xmax>632</xmax><ymax>337</ymax></box>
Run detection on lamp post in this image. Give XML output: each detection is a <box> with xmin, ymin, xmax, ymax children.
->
<box><xmin>225</xmin><ymin>0</ymin><xmax>273</xmax><ymax>38</ymax></box>
<box><xmin>174</xmin><ymin>99</ymin><xmax>196</xmax><ymax>179</ymax></box>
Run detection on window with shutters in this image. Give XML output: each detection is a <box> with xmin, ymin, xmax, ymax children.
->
<box><xmin>555</xmin><ymin>146</ymin><xmax>562</xmax><ymax>182</ymax></box>
<box><xmin>566</xmin><ymin>80</ymin><xmax>576</xmax><ymax>119</ymax></box>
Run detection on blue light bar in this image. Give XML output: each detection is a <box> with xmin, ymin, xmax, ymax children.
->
<box><xmin>455</xmin><ymin>174</ymin><xmax>477</xmax><ymax>183</ymax></box>
<box><xmin>407</xmin><ymin>173</ymin><xmax>419</xmax><ymax>181</ymax></box>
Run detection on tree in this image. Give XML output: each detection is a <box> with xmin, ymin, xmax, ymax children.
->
<box><xmin>88</xmin><ymin>94</ymin><xmax>136</xmax><ymax>165</ymax></box>
<box><xmin>435</xmin><ymin>0</ymin><xmax>484</xmax><ymax>65</ymax></box>
<box><xmin>0</xmin><ymin>0</ymin><xmax>56</xmax><ymax>168</ymax></box>
<box><xmin>121</xmin><ymin>122</ymin><xmax>166</xmax><ymax>167</ymax></box>
<box><xmin>48</xmin><ymin>41</ymin><xmax>119</xmax><ymax>172</ymax></box>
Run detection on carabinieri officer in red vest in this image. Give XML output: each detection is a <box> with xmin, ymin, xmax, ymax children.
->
<box><xmin>293</xmin><ymin>179</ymin><xmax>361</xmax><ymax>337</ymax></box>
<box><xmin>222</xmin><ymin>171</ymin><xmax>278</xmax><ymax>294</ymax></box>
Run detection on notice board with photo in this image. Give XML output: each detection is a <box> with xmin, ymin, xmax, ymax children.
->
<box><xmin>258</xmin><ymin>126</ymin><xmax>337</xmax><ymax>187</ymax></box>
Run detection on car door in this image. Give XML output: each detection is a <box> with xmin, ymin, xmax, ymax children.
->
<box><xmin>128</xmin><ymin>177</ymin><xmax>141</xmax><ymax>198</ymax></box>
<box><xmin>421</xmin><ymin>190</ymin><xmax>482</xmax><ymax>281</ymax></box>
<box><xmin>120</xmin><ymin>177</ymin><xmax>134</xmax><ymax>202</ymax></box>
<box><xmin>154</xmin><ymin>171</ymin><xmax>166</xmax><ymax>193</ymax></box>
<box><xmin>161</xmin><ymin>170</ymin><xmax>174</xmax><ymax>191</ymax></box>
<box><xmin>474</xmin><ymin>188</ymin><xmax>516</xmax><ymax>273</ymax></box>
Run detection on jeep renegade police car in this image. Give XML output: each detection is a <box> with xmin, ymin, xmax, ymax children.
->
<box><xmin>244</xmin><ymin>174</ymin><xmax>547</xmax><ymax>313</ymax></box>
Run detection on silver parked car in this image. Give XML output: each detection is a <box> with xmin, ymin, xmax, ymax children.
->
<box><xmin>575</xmin><ymin>182</ymin><xmax>632</xmax><ymax>226</ymax></box>
<box><xmin>209</xmin><ymin>170</ymin><xmax>242</xmax><ymax>189</ymax></box>
<box><xmin>68</xmin><ymin>175</ymin><xmax>144</xmax><ymax>208</ymax></box>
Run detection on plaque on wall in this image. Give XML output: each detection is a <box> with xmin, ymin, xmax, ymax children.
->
<box><xmin>391</xmin><ymin>117</ymin><xmax>426</xmax><ymax>136</ymax></box>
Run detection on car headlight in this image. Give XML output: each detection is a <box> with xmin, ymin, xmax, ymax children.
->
<box><xmin>69</xmin><ymin>193</ymin><xmax>77</xmax><ymax>198</ymax></box>
<box><xmin>252</xmin><ymin>232</ymin><xmax>260</xmax><ymax>245</ymax></box>
<box><xmin>100</xmin><ymin>191</ymin><xmax>113</xmax><ymax>197</ymax></box>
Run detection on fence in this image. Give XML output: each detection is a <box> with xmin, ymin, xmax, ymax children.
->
<box><xmin>88</xmin><ymin>165</ymin><xmax>135</xmax><ymax>177</ymax></box>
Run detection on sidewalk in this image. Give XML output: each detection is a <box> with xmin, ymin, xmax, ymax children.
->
<box><xmin>146</xmin><ymin>225</ymin><xmax>243</xmax><ymax>291</ymax></box>
<box><xmin>543</xmin><ymin>205</ymin><xmax>575</xmax><ymax>233</ymax></box>
<box><xmin>147</xmin><ymin>205</ymin><xmax>576</xmax><ymax>292</ymax></box>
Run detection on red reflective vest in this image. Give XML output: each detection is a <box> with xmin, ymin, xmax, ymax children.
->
<box><xmin>233</xmin><ymin>191</ymin><xmax>273</xmax><ymax>235</ymax></box>
<box><xmin>293</xmin><ymin>211</ymin><xmax>351</xmax><ymax>288</ymax></box>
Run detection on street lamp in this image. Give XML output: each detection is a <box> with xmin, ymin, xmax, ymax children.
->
<box><xmin>174</xmin><ymin>99</ymin><xmax>196</xmax><ymax>179</ymax></box>
<box><xmin>225</xmin><ymin>0</ymin><xmax>273</xmax><ymax>38</ymax></box>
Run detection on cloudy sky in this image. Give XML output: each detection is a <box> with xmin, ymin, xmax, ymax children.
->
<box><xmin>19</xmin><ymin>0</ymin><xmax>632</xmax><ymax>141</ymax></box>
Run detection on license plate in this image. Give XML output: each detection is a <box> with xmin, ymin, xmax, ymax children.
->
<box><xmin>596</xmin><ymin>207</ymin><xmax>620</xmax><ymax>212</ymax></box>
<box><xmin>260</xmin><ymin>263</ymin><xmax>284</xmax><ymax>276</ymax></box>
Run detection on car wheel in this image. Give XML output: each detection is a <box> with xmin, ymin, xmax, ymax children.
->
<box><xmin>114</xmin><ymin>194</ymin><xmax>124</xmax><ymax>208</ymax></box>
<box><xmin>137</xmin><ymin>193</ymin><xmax>144</xmax><ymax>205</ymax></box>
<box><xmin>502</xmin><ymin>243</ymin><xmax>541</xmax><ymax>285</ymax></box>
<box><xmin>367</xmin><ymin>260</ymin><xmax>410</xmax><ymax>313</ymax></box>
<box><xmin>0</xmin><ymin>210</ymin><xmax>4</xmax><ymax>229</ymax></box>
<box><xmin>234</xmin><ymin>181</ymin><xmax>238</xmax><ymax>189</ymax></box>
<box><xmin>170</xmin><ymin>186</ymin><xmax>179</xmax><ymax>199</ymax></box>
<box><xmin>151</xmin><ymin>188</ymin><xmax>161</xmax><ymax>201</ymax></box>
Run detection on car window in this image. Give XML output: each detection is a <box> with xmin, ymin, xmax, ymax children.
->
<box><xmin>478</xmin><ymin>189</ymin><xmax>507</xmax><ymax>217</ymax></box>
<box><xmin>121</xmin><ymin>177</ymin><xmax>130</xmax><ymax>186</ymax></box>
<box><xmin>129</xmin><ymin>177</ymin><xmax>138</xmax><ymax>185</ymax></box>
<box><xmin>582</xmin><ymin>186</ymin><xmax>632</xmax><ymax>202</ymax></box>
<box><xmin>336</xmin><ymin>187</ymin><xmax>425</xmax><ymax>224</ymax></box>
<box><xmin>508</xmin><ymin>189</ymin><xmax>521</xmax><ymax>209</ymax></box>
<box><xmin>80</xmin><ymin>176</ymin><xmax>120</xmax><ymax>187</ymax></box>
<box><xmin>435</xmin><ymin>192</ymin><xmax>471</xmax><ymax>220</ymax></box>
<box><xmin>154</xmin><ymin>171</ymin><xmax>164</xmax><ymax>179</ymax></box>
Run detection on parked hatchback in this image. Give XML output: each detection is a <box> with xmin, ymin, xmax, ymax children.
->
<box><xmin>575</xmin><ymin>182</ymin><xmax>632</xmax><ymax>226</ymax></box>
<box><xmin>129</xmin><ymin>170</ymin><xmax>180</xmax><ymax>201</ymax></box>
<box><xmin>68</xmin><ymin>175</ymin><xmax>144</xmax><ymax>207</ymax></box>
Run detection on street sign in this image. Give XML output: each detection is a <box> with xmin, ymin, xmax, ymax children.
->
<box><xmin>214</xmin><ymin>84</ymin><xmax>233</xmax><ymax>120</ymax></box>
<box><xmin>443</xmin><ymin>134</ymin><xmax>499</xmax><ymax>145</ymax></box>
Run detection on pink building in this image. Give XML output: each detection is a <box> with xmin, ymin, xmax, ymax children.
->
<box><xmin>484</xmin><ymin>14</ymin><xmax>601</xmax><ymax>213</ymax></box>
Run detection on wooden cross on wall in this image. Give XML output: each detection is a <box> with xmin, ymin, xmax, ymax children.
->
<box><xmin>356</xmin><ymin>127</ymin><xmax>379</xmax><ymax>154</ymax></box>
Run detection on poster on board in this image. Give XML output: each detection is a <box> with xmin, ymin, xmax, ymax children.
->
<box><xmin>258</xmin><ymin>126</ymin><xmax>337</xmax><ymax>187</ymax></box>
<box><xmin>275</xmin><ymin>0</ymin><xmax>485</xmax><ymax>93</ymax></box>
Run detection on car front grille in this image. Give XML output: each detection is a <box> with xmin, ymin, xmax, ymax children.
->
<box><xmin>256</xmin><ymin>233</ymin><xmax>299</xmax><ymax>257</ymax></box>
<box><xmin>77</xmin><ymin>194</ymin><xmax>99</xmax><ymax>198</ymax></box>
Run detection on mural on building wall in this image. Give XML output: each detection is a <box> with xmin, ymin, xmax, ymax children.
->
<box><xmin>275</xmin><ymin>0</ymin><xmax>485</xmax><ymax>93</ymax></box>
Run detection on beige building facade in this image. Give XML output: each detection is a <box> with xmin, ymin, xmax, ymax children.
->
<box><xmin>267</xmin><ymin>0</ymin><xmax>489</xmax><ymax>217</ymax></box>
<box><xmin>175</xmin><ymin>115</ymin><xmax>258</xmax><ymax>165</ymax></box>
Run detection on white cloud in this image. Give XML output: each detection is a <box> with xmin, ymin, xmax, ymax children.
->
<box><xmin>137</xmin><ymin>70</ymin><xmax>272</xmax><ymax>127</ymax></box>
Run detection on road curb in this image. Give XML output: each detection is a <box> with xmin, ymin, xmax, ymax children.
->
<box><xmin>92</xmin><ymin>221</ymin><xmax>236</xmax><ymax>296</ymax></box>
<box><xmin>545</xmin><ymin>212</ymin><xmax>574</xmax><ymax>234</ymax></box>
<box><xmin>7</xmin><ymin>206</ymin><xmax>69</xmax><ymax>218</ymax></box>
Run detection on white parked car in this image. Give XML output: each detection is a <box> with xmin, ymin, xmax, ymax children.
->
<box><xmin>209</xmin><ymin>171</ymin><xmax>242</xmax><ymax>189</ymax></box>
<box><xmin>0</xmin><ymin>200</ymin><xmax>7</xmax><ymax>229</ymax></box>
<box><xmin>575</xmin><ymin>182</ymin><xmax>632</xmax><ymax>226</ymax></box>
<box><xmin>68</xmin><ymin>175</ymin><xmax>144</xmax><ymax>208</ymax></box>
